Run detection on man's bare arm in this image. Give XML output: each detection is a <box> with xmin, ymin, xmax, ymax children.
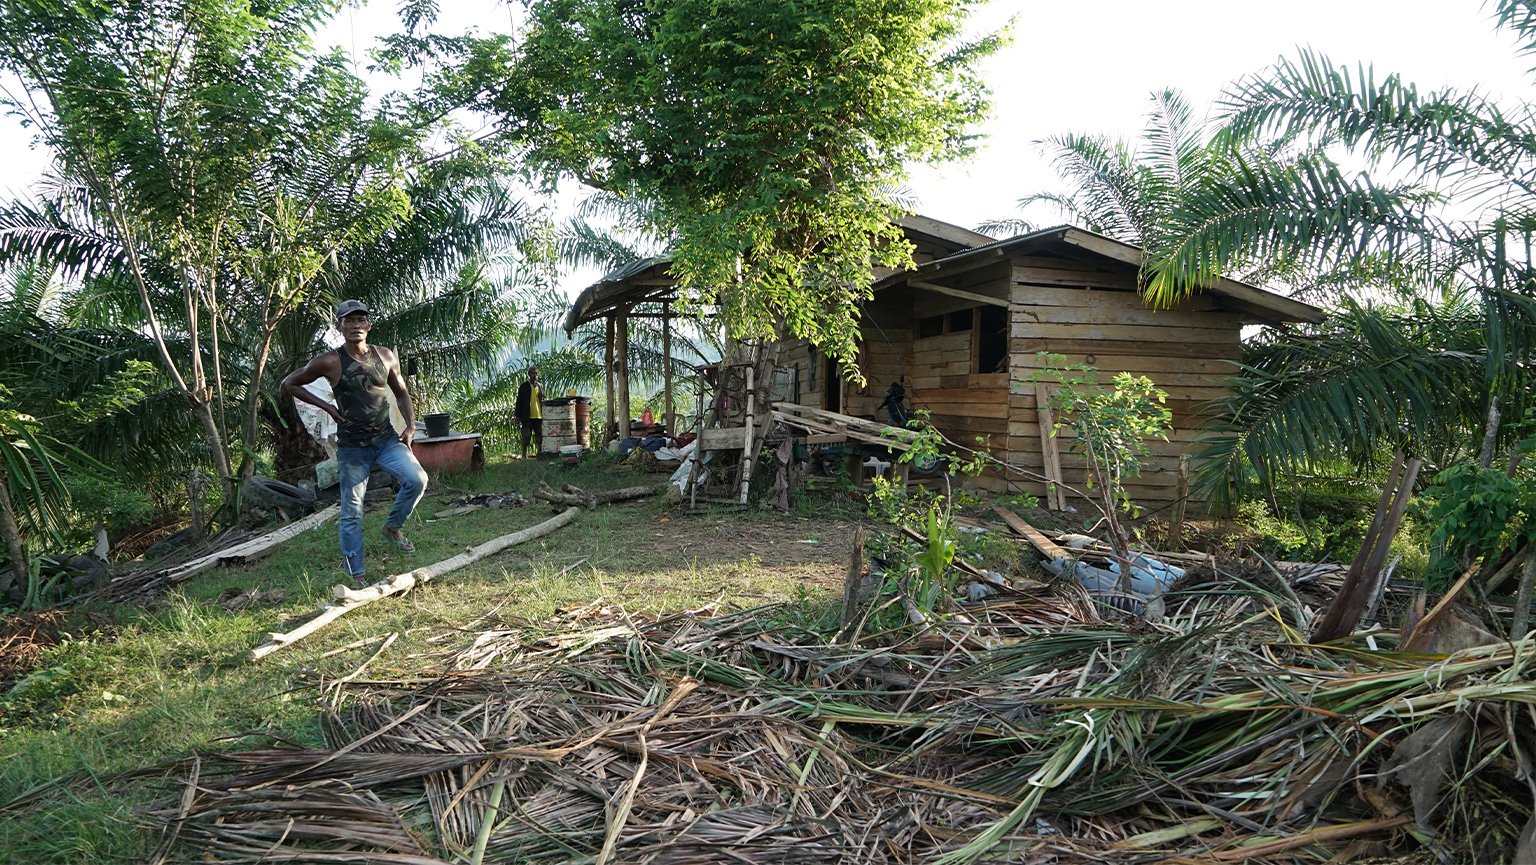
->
<box><xmin>382</xmin><ymin>349</ymin><xmax>416</xmax><ymax>444</ymax></box>
<box><xmin>282</xmin><ymin>355</ymin><xmax>344</xmax><ymax>424</ymax></box>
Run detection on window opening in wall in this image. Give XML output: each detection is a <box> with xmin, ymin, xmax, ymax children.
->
<box><xmin>977</xmin><ymin>305</ymin><xmax>1008</xmax><ymax>373</ymax></box>
<box><xmin>771</xmin><ymin>365</ymin><xmax>799</xmax><ymax>403</ymax></box>
<box><xmin>918</xmin><ymin>314</ymin><xmax>944</xmax><ymax>338</ymax></box>
<box><xmin>947</xmin><ymin>309</ymin><xmax>973</xmax><ymax>332</ymax></box>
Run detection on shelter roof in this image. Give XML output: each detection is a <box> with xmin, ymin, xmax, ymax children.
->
<box><xmin>874</xmin><ymin>225</ymin><xmax>1325</xmax><ymax>325</ymax></box>
<box><xmin>563</xmin><ymin>221</ymin><xmax>1325</xmax><ymax>333</ymax></box>
<box><xmin>563</xmin><ymin>215</ymin><xmax>992</xmax><ymax>333</ymax></box>
<box><xmin>562</xmin><ymin>256</ymin><xmax>676</xmax><ymax>334</ymax></box>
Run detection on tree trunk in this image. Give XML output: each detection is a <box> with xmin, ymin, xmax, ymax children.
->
<box><xmin>1478</xmin><ymin>395</ymin><xmax>1501</xmax><ymax>469</ymax></box>
<box><xmin>240</xmin><ymin>325</ymin><xmax>279</xmax><ymax>480</ymax></box>
<box><xmin>1514</xmin><ymin>553</ymin><xmax>1536</xmax><ymax>640</ymax></box>
<box><xmin>0</xmin><ymin>472</ymin><xmax>30</xmax><ymax>596</ymax></box>
<box><xmin>191</xmin><ymin>397</ymin><xmax>236</xmax><ymax>506</ymax></box>
<box><xmin>266</xmin><ymin>396</ymin><xmax>330</xmax><ymax>485</ymax></box>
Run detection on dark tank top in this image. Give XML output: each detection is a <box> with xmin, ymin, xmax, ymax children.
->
<box><xmin>334</xmin><ymin>347</ymin><xmax>393</xmax><ymax>447</ymax></box>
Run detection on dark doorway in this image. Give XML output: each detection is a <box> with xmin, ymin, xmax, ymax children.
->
<box><xmin>977</xmin><ymin>305</ymin><xmax>1009</xmax><ymax>374</ymax></box>
<box><xmin>824</xmin><ymin>356</ymin><xmax>841</xmax><ymax>412</ymax></box>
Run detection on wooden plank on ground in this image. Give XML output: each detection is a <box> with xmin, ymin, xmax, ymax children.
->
<box><xmin>992</xmin><ymin>506</ymin><xmax>1072</xmax><ymax>560</ymax></box>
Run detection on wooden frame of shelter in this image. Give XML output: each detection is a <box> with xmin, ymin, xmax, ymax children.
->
<box><xmin>563</xmin><ymin>257</ymin><xmax>684</xmax><ymax>444</ymax></box>
<box><xmin>567</xmin><ymin>217</ymin><xmax>1326</xmax><ymax>513</ymax></box>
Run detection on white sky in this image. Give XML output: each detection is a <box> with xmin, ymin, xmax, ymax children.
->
<box><xmin>0</xmin><ymin>0</ymin><xmax>1529</xmax><ymax>253</ymax></box>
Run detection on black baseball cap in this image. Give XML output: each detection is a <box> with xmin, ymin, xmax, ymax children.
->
<box><xmin>335</xmin><ymin>299</ymin><xmax>370</xmax><ymax>320</ymax></box>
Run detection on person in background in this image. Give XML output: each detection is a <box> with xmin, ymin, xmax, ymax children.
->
<box><xmin>881</xmin><ymin>380</ymin><xmax>910</xmax><ymax>426</ymax></box>
<box><xmin>515</xmin><ymin>366</ymin><xmax>544</xmax><ymax>458</ymax></box>
<box><xmin>282</xmin><ymin>299</ymin><xmax>427</xmax><ymax>583</ymax></box>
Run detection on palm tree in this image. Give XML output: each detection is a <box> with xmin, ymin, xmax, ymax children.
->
<box><xmin>1144</xmin><ymin>2</ymin><xmax>1536</xmax><ymax>483</ymax></box>
<box><xmin>253</xmin><ymin>159</ymin><xmax>532</xmax><ymax>478</ymax></box>
<box><xmin>982</xmin><ymin>90</ymin><xmax>1204</xmax><ymax>245</ymax></box>
<box><xmin>0</xmin><ymin>263</ymin><xmax>146</xmax><ymax>594</ymax></box>
<box><xmin>0</xmin><ymin>0</ymin><xmax>493</xmax><ymax>506</ymax></box>
<box><xmin>1194</xmin><ymin>296</ymin><xmax>1495</xmax><ymax>505</ymax></box>
<box><xmin>448</xmin><ymin>190</ymin><xmax>724</xmax><ymax>445</ymax></box>
<box><xmin>984</xmin><ymin>88</ymin><xmax>1450</xmax><ymax>500</ymax></box>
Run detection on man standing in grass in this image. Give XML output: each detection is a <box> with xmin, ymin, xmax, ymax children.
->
<box><xmin>515</xmin><ymin>366</ymin><xmax>544</xmax><ymax>458</ymax></box>
<box><xmin>283</xmin><ymin>299</ymin><xmax>427</xmax><ymax>582</ymax></box>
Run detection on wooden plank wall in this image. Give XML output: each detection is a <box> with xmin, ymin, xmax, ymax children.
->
<box><xmin>998</xmin><ymin>254</ymin><xmax>1244</xmax><ymax>507</ymax></box>
<box><xmin>907</xmin><ymin>336</ymin><xmax>1009</xmax><ymax>456</ymax></box>
<box><xmin>778</xmin><ymin>331</ymin><xmax>914</xmax><ymax>418</ymax></box>
<box><xmin>902</xmin><ymin>262</ymin><xmax>1012</xmax><ymax>456</ymax></box>
<box><xmin>772</xmin><ymin>249</ymin><xmax>1246</xmax><ymax>513</ymax></box>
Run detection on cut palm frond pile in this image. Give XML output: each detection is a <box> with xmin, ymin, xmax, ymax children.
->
<box><xmin>150</xmin><ymin>586</ymin><xmax>1536</xmax><ymax>864</ymax></box>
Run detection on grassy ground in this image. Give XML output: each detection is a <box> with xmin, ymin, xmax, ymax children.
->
<box><xmin>0</xmin><ymin>454</ymin><xmax>867</xmax><ymax>863</ymax></box>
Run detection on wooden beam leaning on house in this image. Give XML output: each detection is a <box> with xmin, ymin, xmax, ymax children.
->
<box><xmin>1033</xmin><ymin>382</ymin><xmax>1068</xmax><ymax>511</ymax></box>
<box><xmin>908</xmin><ymin>279</ymin><xmax>1009</xmax><ymax>308</ymax></box>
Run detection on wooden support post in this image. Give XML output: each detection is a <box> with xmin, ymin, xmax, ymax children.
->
<box><xmin>838</xmin><ymin>525</ymin><xmax>867</xmax><ymax>642</ymax></box>
<box><xmin>736</xmin><ymin>366</ymin><xmax>756</xmax><ymax>505</ymax></box>
<box><xmin>689</xmin><ymin>383</ymin><xmax>703</xmax><ymax>511</ymax></box>
<box><xmin>1034</xmin><ymin>382</ymin><xmax>1066</xmax><ymax>510</ymax></box>
<box><xmin>662</xmin><ymin>302</ymin><xmax>674</xmax><ymax>435</ymax></box>
<box><xmin>603</xmin><ymin>316</ymin><xmax>616</xmax><ymax>444</ymax></box>
<box><xmin>616</xmin><ymin>309</ymin><xmax>631</xmax><ymax>440</ymax></box>
<box><xmin>1169</xmin><ymin>455</ymin><xmax>1190</xmax><ymax>548</ymax></box>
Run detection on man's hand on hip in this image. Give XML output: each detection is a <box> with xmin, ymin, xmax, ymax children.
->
<box><xmin>399</xmin><ymin>426</ymin><xmax>415</xmax><ymax>446</ymax></box>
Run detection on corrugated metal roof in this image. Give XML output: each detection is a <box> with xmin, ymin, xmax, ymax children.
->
<box><xmin>562</xmin><ymin>256</ymin><xmax>675</xmax><ymax>333</ymax></box>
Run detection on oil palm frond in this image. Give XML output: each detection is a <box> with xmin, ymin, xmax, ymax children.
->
<box><xmin>1194</xmin><ymin>297</ymin><xmax>1497</xmax><ymax>507</ymax></box>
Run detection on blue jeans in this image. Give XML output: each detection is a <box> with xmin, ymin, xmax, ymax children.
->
<box><xmin>337</xmin><ymin>433</ymin><xmax>428</xmax><ymax>577</ymax></box>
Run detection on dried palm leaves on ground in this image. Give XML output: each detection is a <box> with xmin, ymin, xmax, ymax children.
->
<box><xmin>149</xmin><ymin>579</ymin><xmax>1536</xmax><ymax>864</ymax></box>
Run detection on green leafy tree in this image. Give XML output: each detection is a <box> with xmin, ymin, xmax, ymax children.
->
<box><xmin>1421</xmin><ymin>463</ymin><xmax>1536</xmax><ymax>589</ymax></box>
<box><xmin>490</xmin><ymin>0</ymin><xmax>1002</xmax><ymax>366</ymax></box>
<box><xmin>0</xmin><ymin>0</ymin><xmax>329</xmax><ymax>500</ymax></box>
<box><xmin>0</xmin><ymin>0</ymin><xmax>479</xmax><ymax>503</ymax></box>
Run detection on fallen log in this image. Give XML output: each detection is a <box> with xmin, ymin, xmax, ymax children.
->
<box><xmin>532</xmin><ymin>483</ymin><xmax>661</xmax><ymax>509</ymax></box>
<box><xmin>112</xmin><ymin>505</ymin><xmax>340</xmax><ymax>600</ymax></box>
<box><xmin>251</xmin><ymin>506</ymin><xmax>581</xmax><ymax>661</ymax></box>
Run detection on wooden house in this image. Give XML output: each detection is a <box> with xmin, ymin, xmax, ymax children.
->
<box><xmin>565</xmin><ymin>217</ymin><xmax>1324</xmax><ymax>509</ymax></box>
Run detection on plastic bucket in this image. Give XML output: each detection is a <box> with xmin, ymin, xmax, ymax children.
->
<box><xmin>424</xmin><ymin>412</ymin><xmax>451</xmax><ymax>438</ymax></box>
<box><xmin>560</xmin><ymin>444</ymin><xmax>583</xmax><ymax>466</ymax></box>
